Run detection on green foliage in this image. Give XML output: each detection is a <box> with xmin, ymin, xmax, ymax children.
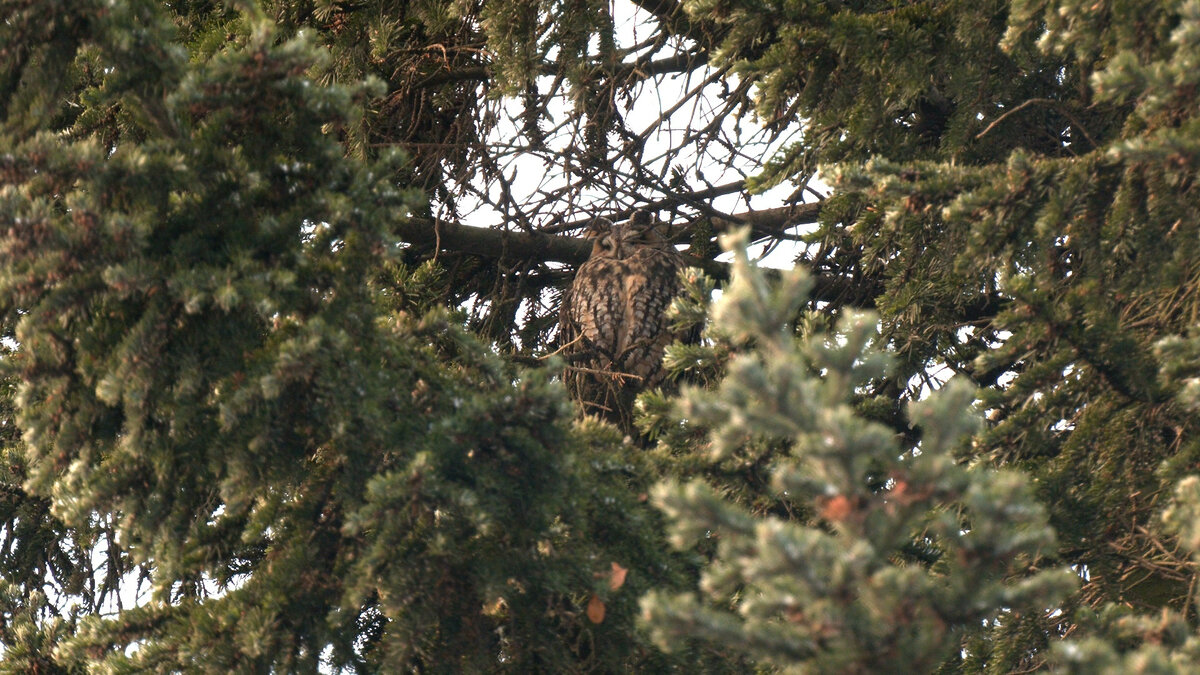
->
<box><xmin>1061</xmin><ymin>323</ymin><xmax>1200</xmax><ymax>671</ymax></box>
<box><xmin>688</xmin><ymin>0</ymin><xmax>1200</xmax><ymax>666</ymax></box>
<box><xmin>1047</xmin><ymin>475</ymin><xmax>1200</xmax><ymax>673</ymax></box>
<box><xmin>0</xmin><ymin>2</ymin><xmax>716</xmax><ymax>671</ymax></box>
<box><xmin>641</xmin><ymin>233</ymin><xmax>1077</xmax><ymax>671</ymax></box>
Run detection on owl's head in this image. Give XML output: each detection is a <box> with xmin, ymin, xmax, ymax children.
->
<box><xmin>585</xmin><ymin>211</ymin><xmax>669</xmax><ymax>260</ymax></box>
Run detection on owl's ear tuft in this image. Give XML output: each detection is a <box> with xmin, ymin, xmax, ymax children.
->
<box><xmin>586</xmin><ymin>217</ymin><xmax>615</xmax><ymax>237</ymax></box>
<box><xmin>628</xmin><ymin>209</ymin><xmax>673</xmax><ymax>244</ymax></box>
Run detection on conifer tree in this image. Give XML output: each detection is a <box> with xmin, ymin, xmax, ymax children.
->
<box><xmin>4</xmin><ymin>0</ymin><xmax>1200</xmax><ymax>671</ymax></box>
<box><xmin>640</xmin><ymin>234</ymin><xmax>1078</xmax><ymax>671</ymax></box>
<box><xmin>0</xmin><ymin>2</ymin><xmax>730</xmax><ymax>670</ymax></box>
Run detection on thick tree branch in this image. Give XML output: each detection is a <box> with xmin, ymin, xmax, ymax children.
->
<box><xmin>710</xmin><ymin>203</ymin><xmax>824</xmax><ymax>240</ymax></box>
<box><xmin>398</xmin><ymin>202</ymin><xmax>825</xmax><ymax>266</ymax></box>
<box><xmin>395</xmin><ymin>216</ymin><xmax>592</xmax><ymax>263</ymax></box>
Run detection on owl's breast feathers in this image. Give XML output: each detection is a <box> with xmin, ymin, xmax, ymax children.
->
<box><xmin>562</xmin><ymin>247</ymin><xmax>681</xmax><ymax>377</ymax></box>
<box><xmin>620</xmin><ymin>248</ymin><xmax>681</xmax><ymax>379</ymax></box>
<box><xmin>562</xmin><ymin>256</ymin><xmax>629</xmax><ymax>362</ymax></box>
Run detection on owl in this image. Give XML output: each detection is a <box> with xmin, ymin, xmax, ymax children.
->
<box><xmin>560</xmin><ymin>211</ymin><xmax>683</xmax><ymax>430</ymax></box>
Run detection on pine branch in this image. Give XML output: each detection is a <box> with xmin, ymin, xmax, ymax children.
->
<box><xmin>396</xmin><ymin>203</ymin><xmax>824</xmax><ymax>266</ymax></box>
<box><xmin>395</xmin><ymin>216</ymin><xmax>592</xmax><ymax>263</ymax></box>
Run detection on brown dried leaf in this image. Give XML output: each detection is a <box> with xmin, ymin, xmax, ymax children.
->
<box><xmin>609</xmin><ymin>562</ymin><xmax>628</xmax><ymax>590</ymax></box>
<box><xmin>820</xmin><ymin>495</ymin><xmax>853</xmax><ymax>522</ymax></box>
<box><xmin>587</xmin><ymin>594</ymin><xmax>606</xmax><ymax>624</ymax></box>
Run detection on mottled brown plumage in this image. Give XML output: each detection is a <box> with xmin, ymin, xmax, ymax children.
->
<box><xmin>560</xmin><ymin>211</ymin><xmax>682</xmax><ymax>430</ymax></box>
